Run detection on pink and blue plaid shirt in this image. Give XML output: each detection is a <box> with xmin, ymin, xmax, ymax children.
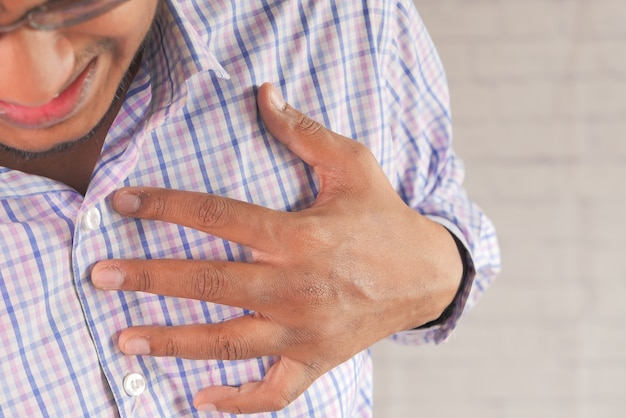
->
<box><xmin>0</xmin><ymin>0</ymin><xmax>500</xmax><ymax>416</ymax></box>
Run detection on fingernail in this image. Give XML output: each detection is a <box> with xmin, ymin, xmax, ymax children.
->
<box><xmin>269</xmin><ymin>84</ymin><xmax>286</xmax><ymax>111</ymax></box>
<box><xmin>196</xmin><ymin>403</ymin><xmax>218</xmax><ymax>412</ymax></box>
<box><xmin>124</xmin><ymin>337</ymin><xmax>151</xmax><ymax>355</ymax></box>
<box><xmin>92</xmin><ymin>266</ymin><xmax>124</xmax><ymax>289</ymax></box>
<box><xmin>115</xmin><ymin>191</ymin><xmax>141</xmax><ymax>214</ymax></box>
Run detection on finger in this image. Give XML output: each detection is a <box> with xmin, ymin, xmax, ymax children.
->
<box><xmin>257</xmin><ymin>82</ymin><xmax>376</xmax><ymax>178</ymax></box>
<box><xmin>110</xmin><ymin>187</ymin><xmax>288</xmax><ymax>250</ymax></box>
<box><xmin>194</xmin><ymin>357</ymin><xmax>319</xmax><ymax>414</ymax></box>
<box><xmin>117</xmin><ymin>315</ymin><xmax>284</xmax><ymax>360</ymax></box>
<box><xmin>91</xmin><ymin>259</ymin><xmax>286</xmax><ymax>312</ymax></box>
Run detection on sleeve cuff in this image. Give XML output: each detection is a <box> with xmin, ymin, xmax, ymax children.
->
<box><xmin>390</xmin><ymin>217</ymin><xmax>476</xmax><ymax>345</ymax></box>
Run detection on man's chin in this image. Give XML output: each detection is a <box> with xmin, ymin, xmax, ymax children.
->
<box><xmin>0</xmin><ymin>88</ymin><xmax>122</xmax><ymax>161</ymax></box>
<box><xmin>0</xmin><ymin>43</ymin><xmax>144</xmax><ymax>163</ymax></box>
<box><xmin>0</xmin><ymin>137</ymin><xmax>91</xmax><ymax>160</ymax></box>
<box><xmin>0</xmin><ymin>114</ymin><xmax>107</xmax><ymax>160</ymax></box>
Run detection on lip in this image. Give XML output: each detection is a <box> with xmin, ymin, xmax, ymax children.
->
<box><xmin>0</xmin><ymin>59</ymin><xmax>97</xmax><ymax>130</ymax></box>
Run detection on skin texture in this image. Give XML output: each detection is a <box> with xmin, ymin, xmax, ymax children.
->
<box><xmin>1</xmin><ymin>1</ymin><xmax>463</xmax><ymax>414</ymax></box>
<box><xmin>92</xmin><ymin>83</ymin><xmax>463</xmax><ymax>414</ymax></box>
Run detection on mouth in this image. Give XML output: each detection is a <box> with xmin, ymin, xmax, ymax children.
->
<box><xmin>0</xmin><ymin>59</ymin><xmax>97</xmax><ymax>130</ymax></box>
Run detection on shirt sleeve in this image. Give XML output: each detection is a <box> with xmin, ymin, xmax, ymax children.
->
<box><xmin>381</xmin><ymin>0</ymin><xmax>501</xmax><ymax>345</ymax></box>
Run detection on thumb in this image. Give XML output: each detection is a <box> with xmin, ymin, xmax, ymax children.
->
<box><xmin>257</xmin><ymin>82</ymin><xmax>357</xmax><ymax>172</ymax></box>
<box><xmin>193</xmin><ymin>357</ymin><xmax>318</xmax><ymax>414</ymax></box>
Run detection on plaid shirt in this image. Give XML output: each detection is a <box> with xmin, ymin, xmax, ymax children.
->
<box><xmin>0</xmin><ymin>0</ymin><xmax>500</xmax><ymax>416</ymax></box>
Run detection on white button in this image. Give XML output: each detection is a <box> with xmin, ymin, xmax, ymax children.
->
<box><xmin>81</xmin><ymin>207</ymin><xmax>101</xmax><ymax>232</ymax></box>
<box><xmin>123</xmin><ymin>372</ymin><xmax>147</xmax><ymax>397</ymax></box>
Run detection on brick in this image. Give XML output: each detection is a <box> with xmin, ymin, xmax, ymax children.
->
<box><xmin>588</xmin><ymin>122</ymin><xmax>626</xmax><ymax>159</ymax></box>
<box><xmin>582</xmin><ymin>0</ymin><xmax>626</xmax><ymax>40</ymax></box>
<box><xmin>502</xmin><ymin>402</ymin><xmax>578</xmax><ymax>418</ymax></box>
<box><xmin>416</xmin><ymin>0</ymin><xmax>501</xmax><ymax>41</ymax></box>
<box><xmin>474</xmin><ymin>281</ymin><xmax>590</xmax><ymax>321</ymax></box>
<box><xmin>379</xmin><ymin>324</ymin><xmax>579</xmax><ymax>399</ymax></box>
<box><xmin>473</xmin><ymin>40</ymin><xmax>581</xmax><ymax>80</ymax></box>
<box><xmin>575</xmin><ymin>403</ymin><xmax>626</xmax><ymax>418</ymax></box>
<box><xmin>596</xmin><ymin>41</ymin><xmax>626</xmax><ymax>77</ymax></box>
<box><xmin>579</xmin><ymin>320</ymin><xmax>626</xmax><ymax>361</ymax></box>
<box><xmin>494</xmin><ymin>80</ymin><xmax>570</xmax><ymax>121</ymax></box>
<box><xmin>497</xmin><ymin>0</ymin><xmax>579</xmax><ymax>40</ymax></box>
<box><xmin>448</xmin><ymin>82</ymin><xmax>500</xmax><ymax>123</ymax></box>
<box><xmin>453</xmin><ymin>120</ymin><xmax>589</xmax><ymax>160</ymax></box>
<box><xmin>452</xmin><ymin>80</ymin><xmax>568</xmax><ymax>123</ymax></box>
<box><xmin>572</xmin><ymin>163</ymin><xmax>626</xmax><ymax>204</ymax></box>
<box><xmin>579</xmin><ymin>365</ymin><xmax>626</xmax><ymax>399</ymax></box>
<box><xmin>462</xmin><ymin>163</ymin><xmax>581</xmax><ymax>205</ymax></box>
<box><xmin>436</xmin><ymin>43</ymin><xmax>474</xmax><ymax>83</ymax></box>
<box><xmin>575</xmin><ymin>41</ymin><xmax>626</xmax><ymax>79</ymax></box>
<box><xmin>584</xmin><ymin>247</ymin><xmax>626</xmax><ymax>284</ymax></box>
<box><xmin>372</xmin><ymin>1</ymin><xmax>626</xmax><ymax>417</ymax></box>
<box><xmin>562</xmin><ymin>79</ymin><xmax>626</xmax><ymax>118</ymax></box>
<box><xmin>492</xmin><ymin>241</ymin><xmax>583</xmax><ymax>283</ymax></box>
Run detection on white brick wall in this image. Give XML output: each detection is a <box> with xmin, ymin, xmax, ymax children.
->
<box><xmin>372</xmin><ymin>1</ymin><xmax>626</xmax><ymax>417</ymax></box>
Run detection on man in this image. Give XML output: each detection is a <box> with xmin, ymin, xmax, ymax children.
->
<box><xmin>0</xmin><ymin>0</ymin><xmax>500</xmax><ymax>416</ymax></box>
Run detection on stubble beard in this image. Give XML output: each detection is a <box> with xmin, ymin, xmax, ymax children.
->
<box><xmin>0</xmin><ymin>49</ymin><xmax>141</xmax><ymax>161</ymax></box>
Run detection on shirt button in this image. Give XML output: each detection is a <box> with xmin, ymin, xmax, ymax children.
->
<box><xmin>123</xmin><ymin>372</ymin><xmax>147</xmax><ymax>397</ymax></box>
<box><xmin>81</xmin><ymin>207</ymin><xmax>102</xmax><ymax>232</ymax></box>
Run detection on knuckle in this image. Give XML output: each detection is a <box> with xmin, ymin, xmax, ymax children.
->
<box><xmin>299</xmin><ymin>279</ymin><xmax>335</xmax><ymax>309</ymax></box>
<box><xmin>346</xmin><ymin>141</ymin><xmax>377</xmax><ymax>174</ymax></box>
<box><xmin>348</xmin><ymin>139</ymin><xmax>370</xmax><ymax>158</ymax></box>
<box><xmin>135</xmin><ymin>267</ymin><xmax>153</xmax><ymax>292</ymax></box>
<box><xmin>351</xmin><ymin>145</ymin><xmax>370</xmax><ymax>168</ymax></box>
<box><xmin>164</xmin><ymin>335</ymin><xmax>181</xmax><ymax>357</ymax></box>
<box><xmin>296</xmin><ymin>216</ymin><xmax>328</xmax><ymax>245</ymax></box>
<box><xmin>194</xmin><ymin>196</ymin><xmax>232</xmax><ymax>229</ymax></box>
<box><xmin>284</xmin><ymin>220</ymin><xmax>340</xmax><ymax>310</ymax></box>
<box><xmin>293</xmin><ymin>114</ymin><xmax>326</xmax><ymax>139</ymax></box>
<box><xmin>192</xmin><ymin>264</ymin><xmax>227</xmax><ymax>301</ymax></box>
<box><xmin>213</xmin><ymin>328</ymin><xmax>248</xmax><ymax>360</ymax></box>
<box><xmin>152</xmin><ymin>194</ymin><xmax>168</xmax><ymax>218</ymax></box>
<box><xmin>294</xmin><ymin>218</ymin><xmax>333</xmax><ymax>259</ymax></box>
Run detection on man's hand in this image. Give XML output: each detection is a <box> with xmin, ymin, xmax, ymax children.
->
<box><xmin>91</xmin><ymin>82</ymin><xmax>463</xmax><ymax>414</ymax></box>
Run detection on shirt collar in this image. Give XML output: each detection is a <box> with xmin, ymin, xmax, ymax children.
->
<box><xmin>0</xmin><ymin>0</ymin><xmax>233</xmax><ymax>199</ymax></box>
<box><xmin>144</xmin><ymin>0</ymin><xmax>231</xmax><ymax>120</ymax></box>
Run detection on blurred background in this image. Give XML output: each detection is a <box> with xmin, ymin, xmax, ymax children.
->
<box><xmin>372</xmin><ymin>0</ymin><xmax>626</xmax><ymax>416</ymax></box>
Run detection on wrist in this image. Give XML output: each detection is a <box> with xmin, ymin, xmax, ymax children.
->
<box><xmin>414</xmin><ymin>227</ymin><xmax>467</xmax><ymax>330</ymax></box>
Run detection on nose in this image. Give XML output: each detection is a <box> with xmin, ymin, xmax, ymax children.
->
<box><xmin>0</xmin><ymin>29</ymin><xmax>74</xmax><ymax>106</ymax></box>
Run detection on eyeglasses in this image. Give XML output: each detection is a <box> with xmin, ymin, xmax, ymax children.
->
<box><xmin>0</xmin><ymin>0</ymin><xmax>131</xmax><ymax>33</ymax></box>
